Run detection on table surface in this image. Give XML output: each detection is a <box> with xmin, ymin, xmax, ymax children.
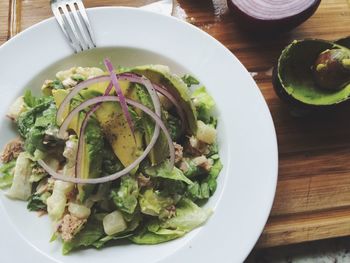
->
<box><xmin>1</xmin><ymin>0</ymin><xmax>350</xmax><ymax>249</ymax></box>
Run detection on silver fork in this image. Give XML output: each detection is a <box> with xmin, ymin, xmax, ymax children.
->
<box><xmin>51</xmin><ymin>0</ymin><xmax>96</xmax><ymax>53</ymax></box>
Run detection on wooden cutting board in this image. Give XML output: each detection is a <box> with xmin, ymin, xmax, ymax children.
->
<box><xmin>1</xmin><ymin>0</ymin><xmax>350</xmax><ymax>249</ymax></box>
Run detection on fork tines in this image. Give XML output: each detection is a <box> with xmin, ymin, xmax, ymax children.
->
<box><xmin>51</xmin><ymin>0</ymin><xmax>96</xmax><ymax>53</ymax></box>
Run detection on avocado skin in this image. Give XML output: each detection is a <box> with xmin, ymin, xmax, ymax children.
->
<box><xmin>129</xmin><ymin>65</ymin><xmax>197</xmax><ymax>135</ymax></box>
<box><xmin>273</xmin><ymin>37</ymin><xmax>350</xmax><ymax>116</ymax></box>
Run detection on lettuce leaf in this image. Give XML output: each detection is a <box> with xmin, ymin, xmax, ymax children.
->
<box><xmin>0</xmin><ymin>160</ymin><xmax>16</xmax><ymax>189</ymax></box>
<box><xmin>111</xmin><ymin>175</ymin><xmax>139</xmax><ymax>214</ymax></box>
<box><xmin>186</xmin><ymin>158</ymin><xmax>223</xmax><ymax>201</ymax></box>
<box><xmin>62</xmin><ymin>214</ymin><xmax>105</xmax><ymax>254</ymax></box>
<box><xmin>27</xmin><ymin>194</ymin><xmax>46</xmax><ymax>211</ymax></box>
<box><xmin>92</xmin><ymin>211</ymin><xmax>141</xmax><ymax>248</ymax></box>
<box><xmin>145</xmin><ymin>161</ymin><xmax>193</xmax><ymax>185</ymax></box>
<box><xmin>161</xmin><ymin>198</ymin><xmax>212</xmax><ymax>231</ymax></box>
<box><xmin>17</xmin><ymin>93</ymin><xmax>58</xmax><ymax>155</ymax></box>
<box><xmin>181</xmin><ymin>74</ymin><xmax>200</xmax><ymax>87</ymax></box>
<box><xmin>191</xmin><ymin>86</ymin><xmax>215</xmax><ymax>123</ymax></box>
<box><xmin>139</xmin><ymin>189</ymin><xmax>174</xmax><ymax>217</ymax></box>
<box><xmin>131</xmin><ymin>198</ymin><xmax>211</xmax><ymax>245</ymax></box>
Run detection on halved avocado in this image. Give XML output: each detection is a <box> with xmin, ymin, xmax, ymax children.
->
<box><xmin>129</xmin><ymin>65</ymin><xmax>198</xmax><ymax>134</ymax></box>
<box><xmin>273</xmin><ymin>38</ymin><xmax>350</xmax><ymax>113</ymax></box>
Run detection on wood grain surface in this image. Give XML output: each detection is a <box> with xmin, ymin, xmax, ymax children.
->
<box><xmin>1</xmin><ymin>0</ymin><xmax>350</xmax><ymax>249</ymax></box>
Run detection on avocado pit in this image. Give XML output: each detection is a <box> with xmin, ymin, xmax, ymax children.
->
<box><xmin>313</xmin><ymin>48</ymin><xmax>350</xmax><ymax>91</ymax></box>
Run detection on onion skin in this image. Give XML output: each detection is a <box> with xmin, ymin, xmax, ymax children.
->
<box><xmin>227</xmin><ymin>0</ymin><xmax>321</xmax><ymax>32</ymax></box>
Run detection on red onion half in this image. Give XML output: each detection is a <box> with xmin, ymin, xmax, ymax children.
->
<box><xmin>227</xmin><ymin>0</ymin><xmax>321</xmax><ymax>32</ymax></box>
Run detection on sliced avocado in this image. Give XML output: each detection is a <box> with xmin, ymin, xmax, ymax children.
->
<box><xmin>94</xmin><ymin>101</ymin><xmax>143</xmax><ymax>171</ymax></box>
<box><xmin>53</xmin><ymin>89</ymin><xmax>88</xmax><ymax>134</ymax></box>
<box><xmin>52</xmin><ymin>89</ymin><xmax>103</xmax><ymax>202</ymax></box>
<box><xmin>77</xmin><ymin>117</ymin><xmax>104</xmax><ymax>202</ymax></box>
<box><xmin>80</xmin><ymin>81</ymin><xmax>144</xmax><ymax>171</ymax></box>
<box><xmin>129</xmin><ymin>65</ymin><xmax>197</xmax><ymax>135</ymax></box>
<box><xmin>275</xmin><ymin>39</ymin><xmax>350</xmax><ymax>109</ymax></box>
<box><xmin>134</xmin><ymin>84</ymin><xmax>168</xmax><ymax>165</ymax></box>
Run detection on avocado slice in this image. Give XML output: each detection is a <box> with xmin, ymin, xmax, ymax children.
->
<box><xmin>53</xmin><ymin>89</ymin><xmax>103</xmax><ymax>202</ymax></box>
<box><xmin>94</xmin><ymin>101</ymin><xmax>143</xmax><ymax>170</ymax></box>
<box><xmin>80</xmin><ymin>81</ymin><xmax>144</xmax><ymax>171</ymax></box>
<box><xmin>134</xmin><ymin>83</ymin><xmax>168</xmax><ymax>165</ymax></box>
<box><xmin>129</xmin><ymin>65</ymin><xmax>198</xmax><ymax>135</ymax></box>
<box><xmin>274</xmin><ymin>39</ymin><xmax>350</xmax><ymax>110</ymax></box>
<box><xmin>77</xmin><ymin>117</ymin><xmax>103</xmax><ymax>202</ymax></box>
<box><xmin>52</xmin><ymin>89</ymin><xmax>84</xmax><ymax>134</ymax></box>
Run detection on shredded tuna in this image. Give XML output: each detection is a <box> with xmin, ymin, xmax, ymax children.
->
<box><xmin>179</xmin><ymin>160</ymin><xmax>190</xmax><ymax>173</ymax></box>
<box><xmin>192</xmin><ymin>155</ymin><xmax>213</xmax><ymax>171</ymax></box>
<box><xmin>187</xmin><ymin>136</ymin><xmax>209</xmax><ymax>156</ymax></box>
<box><xmin>0</xmin><ymin>138</ymin><xmax>24</xmax><ymax>163</ymax></box>
<box><xmin>137</xmin><ymin>173</ymin><xmax>152</xmax><ymax>188</ymax></box>
<box><xmin>58</xmin><ymin>214</ymin><xmax>86</xmax><ymax>242</ymax></box>
<box><xmin>173</xmin><ymin>142</ymin><xmax>183</xmax><ymax>163</ymax></box>
<box><xmin>62</xmin><ymin>78</ymin><xmax>78</xmax><ymax>88</ymax></box>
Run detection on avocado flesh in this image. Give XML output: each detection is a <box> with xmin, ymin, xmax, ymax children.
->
<box><xmin>134</xmin><ymin>84</ymin><xmax>168</xmax><ymax>165</ymax></box>
<box><xmin>52</xmin><ymin>89</ymin><xmax>103</xmax><ymax>202</ymax></box>
<box><xmin>77</xmin><ymin>118</ymin><xmax>103</xmax><ymax>202</ymax></box>
<box><xmin>129</xmin><ymin>65</ymin><xmax>197</xmax><ymax>135</ymax></box>
<box><xmin>277</xmin><ymin>39</ymin><xmax>350</xmax><ymax>106</ymax></box>
<box><xmin>94</xmin><ymin>101</ymin><xmax>143</xmax><ymax>170</ymax></box>
<box><xmin>80</xmin><ymin>80</ymin><xmax>144</xmax><ymax>171</ymax></box>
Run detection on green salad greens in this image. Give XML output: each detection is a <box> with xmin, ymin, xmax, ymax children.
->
<box><xmin>0</xmin><ymin>63</ymin><xmax>222</xmax><ymax>254</ymax></box>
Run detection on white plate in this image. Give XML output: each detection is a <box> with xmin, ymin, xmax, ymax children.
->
<box><xmin>0</xmin><ymin>7</ymin><xmax>278</xmax><ymax>263</ymax></box>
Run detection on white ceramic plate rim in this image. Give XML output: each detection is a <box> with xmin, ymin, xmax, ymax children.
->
<box><xmin>0</xmin><ymin>7</ymin><xmax>278</xmax><ymax>263</ymax></box>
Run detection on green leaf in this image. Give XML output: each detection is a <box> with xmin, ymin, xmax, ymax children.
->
<box><xmin>145</xmin><ymin>161</ymin><xmax>193</xmax><ymax>185</ymax></box>
<box><xmin>209</xmin><ymin>159</ymin><xmax>223</xmax><ymax>179</ymax></box>
<box><xmin>0</xmin><ymin>174</ymin><xmax>13</xmax><ymax>189</ymax></box>
<box><xmin>62</xmin><ymin>214</ymin><xmax>105</xmax><ymax>255</ymax></box>
<box><xmin>181</xmin><ymin>158</ymin><xmax>203</xmax><ymax>178</ymax></box>
<box><xmin>182</xmin><ymin>74</ymin><xmax>200</xmax><ymax>87</ymax></box>
<box><xmin>71</xmin><ymin>75</ymin><xmax>86</xmax><ymax>82</ymax></box>
<box><xmin>111</xmin><ymin>175</ymin><xmax>139</xmax><ymax>214</ymax></box>
<box><xmin>92</xmin><ymin>233</ymin><xmax>133</xmax><ymax>249</ymax></box>
<box><xmin>186</xmin><ymin>159</ymin><xmax>223</xmax><ymax>201</ymax></box>
<box><xmin>23</xmin><ymin>90</ymin><xmax>37</xmax><ymax>108</ymax></box>
<box><xmin>191</xmin><ymin>86</ymin><xmax>215</xmax><ymax>123</ymax></box>
<box><xmin>131</xmin><ymin>198</ymin><xmax>212</xmax><ymax>245</ymax></box>
<box><xmin>161</xmin><ymin>198</ymin><xmax>212</xmax><ymax>232</ymax></box>
<box><xmin>139</xmin><ymin>189</ymin><xmax>174</xmax><ymax>217</ymax></box>
<box><xmin>17</xmin><ymin>95</ymin><xmax>58</xmax><ymax>155</ymax></box>
<box><xmin>164</xmin><ymin>112</ymin><xmax>181</xmax><ymax>141</ymax></box>
<box><xmin>93</xmin><ymin>211</ymin><xmax>142</xmax><ymax>248</ymax></box>
<box><xmin>101</xmin><ymin>143</ymin><xmax>123</xmax><ymax>175</ymax></box>
<box><xmin>27</xmin><ymin>194</ymin><xmax>46</xmax><ymax>211</ymax></box>
<box><xmin>0</xmin><ymin>160</ymin><xmax>16</xmax><ymax>189</ymax></box>
<box><xmin>130</xmin><ymin>230</ymin><xmax>181</xmax><ymax>245</ymax></box>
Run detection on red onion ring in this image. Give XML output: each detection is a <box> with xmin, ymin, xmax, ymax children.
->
<box><xmin>38</xmin><ymin>96</ymin><xmax>174</xmax><ymax>184</ymax></box>
<box><xmin>75</xmin><ymin>76</ymin><xmax>161</xmax><ymax>180</ymax></box>
<box><xmin>104</xmin><ymin>58</ymin><xmax>135</xmax><ymax>139</ymax></box>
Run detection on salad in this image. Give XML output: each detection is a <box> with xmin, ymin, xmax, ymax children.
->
<box><xmin>0</xmin><ymin>59</ymin><xmax>222</xmax><ymax>254</ymax></box>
